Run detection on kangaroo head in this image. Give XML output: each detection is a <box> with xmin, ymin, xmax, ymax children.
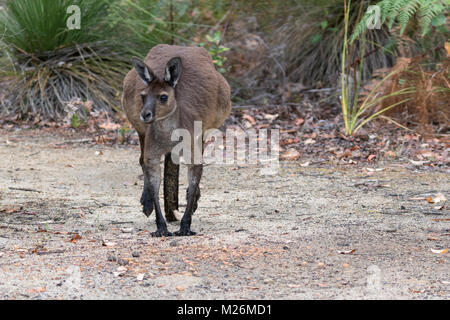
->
<box><xmin>132</xmin><ymin>57</ymin><xmax>181</xmax><ymax>124</ymax></box>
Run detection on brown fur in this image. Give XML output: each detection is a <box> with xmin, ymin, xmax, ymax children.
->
<box><xmin>121</xmin><ymin>44</ymin><xmax>231</xmax><ymax>235</ymax></box>
<box><xmin>122</xmin><ymin>44</ymin><xmax>231</xmax><ymax>138</ymax></box>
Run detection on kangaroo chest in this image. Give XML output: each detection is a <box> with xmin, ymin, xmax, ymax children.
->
<box><xmin>148</xmin><ymin>118</ymin><xmax>179</xmax><ymax>154</ymax></box>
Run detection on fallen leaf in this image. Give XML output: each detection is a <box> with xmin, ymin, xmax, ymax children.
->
<box><xmin>244</xmin><ymin>121</ymin><xmax>253</xmax><ymax>129</ymax></box>
<box><xmin>0</xmin><ymin>205</ymin><xmax>23</xmax><ymax>214</ymax></box>
<box><xmin>338</xmin><ymin>249</ymin><xmax>356</xmax><ymax>255</ymax></box>
<box><xmin>367</xmin><ymin>154</ymin><xmax>376</xmax><ymax>161</ymax></box>
<box><xmin>409</xmin><ymin>160</ymin><xmax>428</xmax><ymax>166</ymax></box>
<box><xmin>385</xmin><ymin>150</ymin><xmax>396</xmax><ymax>157</ymax></box>
<box><xmin>70</xmin><ymin>233</ymin><xmax>82</xmax><ymax>243</ymax></box>
<box><xmin>121</xmin><ymin>227</ymin><xmax>133</xmax><ymax>233</ymax></box>
<box><xmin>304</xmin><ymin>138</ymin><xmax>316</xmax><ymax>145</ymax></box>
<box><xmin>27</xmin><ymin>286</ymin><xmax>46</xmax><ymax>294</ymax></box>
<box><xmin>366</xmin><ymin>167</ymin><xmax>384</xmax><ymax>172</ymax></box>
<box><xmin>409</xmin><ymin>288</ymin><xmax>423</xmax><ymax>294</ymax></box>
<box><xmin>427</xmin><ymin>193</ymin><xmax>447</xmax><ymax>204</ymax></box>
<box><xmin>295</xmin><ymin>118</ymin><xmax>305</xmax><ymax>126</ymax></box>
<box><xmin>102</xmin><ymin>240</ymin><xmax>116</xmax><ymax>247</ymax></box>
<box><xmin>281</xmin><ymin>148</ymin><xmax>300</xmax><ymax>161</ymax></box>
<box><xmin>316</xmin><ymin>262</ymin><xmax>326</xmax><ymax>268</ymax></box>
<box><xmin>430</xmin><ymin>248</ymin><xmax>448</xmax><ymax>254</ymax></box>
<box><xmin>280</xmin><ymin>137</ymin><xmax>300</xmax><ymax>146</ymax></box>
<box><xmin>280</xmin><ymin>129</ymin><xmax>297</xmax><ymax>134</ymax></box>
<box><xmin>264</xmin><ymin>113</ymin><xmax>279</xmax><ymax>121</ymax></box>
<box><xmin>242</xmin><ymin>114</ymin><xmax>256</xmax><ymax>125</ymax></box>
<box><xmin>176</xmin><ymin>286</ymin><xmax>185</xmax><ymax>292</ymax></box>
<box><xmin>300</xmin><ymin>161</ymin><xmax>310</xmax><ymax>167</ymax></box>
<box><xmin>99</xmin><ymin>120</ymin><xmax>121</xmax><ymax>131</ymax></box>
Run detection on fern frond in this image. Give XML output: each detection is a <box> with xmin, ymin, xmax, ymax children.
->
<box><xmin>350</xmin><ymin>0</ymin><xmax>447</xmax><ymax>43</ymax></box>
<box><xmin>397</xmin><ymin>0</ymin><xmax>420</xmax><ymax>34</ymax></box>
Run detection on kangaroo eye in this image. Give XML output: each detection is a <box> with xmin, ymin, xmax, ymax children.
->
<box><xmin>160</xmin><ymin>94</ymin><xmax>168</xmax><ymax>103</ymax></box>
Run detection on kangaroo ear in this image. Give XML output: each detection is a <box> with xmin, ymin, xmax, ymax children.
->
<box><xmin>165</xmin><ymin>57</ymin><xmax>182</xmax><ymax>88</ymax></box>
<box><xmin>132</xmin><ymin>57</ymin><xmax>154</xmax><ymax>85</ymax></box>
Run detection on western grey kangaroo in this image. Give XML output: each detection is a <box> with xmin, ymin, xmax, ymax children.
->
<box><xmin>122</xmin><ymin>44</ymin><xmax>231</xmax><ymax>236</ymax></box>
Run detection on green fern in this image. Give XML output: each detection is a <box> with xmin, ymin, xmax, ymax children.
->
<box><xmin>350</xmin><ymin>0</ymin><xmax>448</xmax><ymax>42</ymax></box>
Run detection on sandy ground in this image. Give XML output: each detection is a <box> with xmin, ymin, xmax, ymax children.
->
<box><xmin>0</xmin><ymin>129</ymin><xmax>448</xmax><ymax>300</ymax></box>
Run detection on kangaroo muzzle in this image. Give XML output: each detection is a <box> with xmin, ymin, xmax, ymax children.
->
<box><xmin>140</xmin><ymin>104</ymin><xmax>155</xmax><ymax>124</ymax></box>
<box><xmin>140</xmin><ymin>110</ymin><xmax>153</xmax><ymax>123</ymax></box>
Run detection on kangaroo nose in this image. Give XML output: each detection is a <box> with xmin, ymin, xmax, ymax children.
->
<box><xmin>140</xmin><ymin>110</ymin><xmax>153</xmax><ymax>123</ymax></box>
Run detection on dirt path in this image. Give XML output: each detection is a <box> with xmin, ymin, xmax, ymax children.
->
<box><xmin>0</xmin><ymin>130</ymin><xmax>448</xmax><ymax>300</ymax></box>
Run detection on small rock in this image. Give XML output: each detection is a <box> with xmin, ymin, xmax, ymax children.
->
<box><xmin>263</xmin><ymin>278</ymin><xmax>274</xmax><ymax>284</ymax></box>
<box><xmin>107</xmin><ymin>254</ymin><xmax>116</xmax><ymax>262</ymax></box>
<box><xmin>102</xmin><ymin>241</ymin><xmax>116</xmax><ymax>247</ymax></box>
<box><xmin>117</xmin><ymin>258</ymin><xmax>129</xmax><ymax>266</ymax></box>
<box><xmin>169</xmin><ymin>241</ymin><xmax>178</xmax><ymax>247</ymax></box>
<box><xmin>132</xmin><ymin>251</ymin><xmax>140</xmax><ymax>258</ymax></box>
<box><xmin>282</xmin><ymin>246</ymin><xmax>289</xmax><ymax>250</ymax></box>
<box><xmin>113</xmin><ymin>266</ymin><xmax>127</xmax><ymax>277</ymax></box>
<box><xmin>136</xmin><ymin>273</ymin><xmax>145</xmax><ymax>281</ymax></box>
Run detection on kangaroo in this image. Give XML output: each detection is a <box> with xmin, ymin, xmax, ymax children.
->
<box><xmin>122</xmin><ymin>44</ymin><xmax>231</xmax><ymax>236</ymax></box>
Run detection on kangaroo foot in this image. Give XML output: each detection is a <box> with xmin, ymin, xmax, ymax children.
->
<box><xmin>151</xmin><ymin>227</ymin><xmax>173</xmax><ymax>237</ymax></box>
<box><xmin>175</xmin><ymin>224</ymin><xmax>196</xmax><ymax>236</ymax></box>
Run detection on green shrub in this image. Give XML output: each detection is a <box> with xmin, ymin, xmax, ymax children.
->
<box><xmin>0</xmin><ymin>0</ymin><xmax>128</xmax><ymax>120</ymax></box>
<box><xmin>198</xmin><ymin>31</ymin><xmax>230</xmax><ymax>74</ymax></box>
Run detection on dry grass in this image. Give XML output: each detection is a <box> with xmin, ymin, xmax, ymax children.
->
<box><xmin>371</xmin><ymin>54</ymin><xmax>450</xmax><ymax>135</ymax></box>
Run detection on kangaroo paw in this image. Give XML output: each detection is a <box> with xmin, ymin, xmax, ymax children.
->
<box><xmin>175</xmin><ymin>225</ymin><xmax>197</xmax><ymax>236</ymax></box>
<box><xmin>151</xmin><ymin>227</ymin><xmax>173</xmax><ymax>237</ymax></box>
